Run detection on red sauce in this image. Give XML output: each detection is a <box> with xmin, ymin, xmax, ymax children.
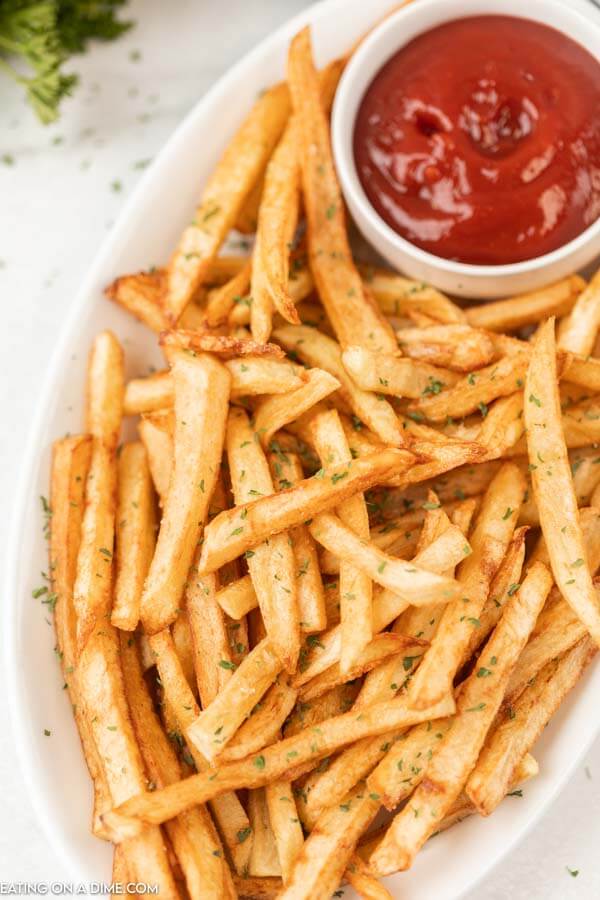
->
<box><xmin>353</xmin><ymin>16</ymin><xmax>600</xmax><ymax>265</ymax></box>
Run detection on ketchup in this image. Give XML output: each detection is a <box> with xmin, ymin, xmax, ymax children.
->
<box><xmin>353</xmin><ymin>16</ymin><xmax>600</xmax><ymax>265</ymax></box>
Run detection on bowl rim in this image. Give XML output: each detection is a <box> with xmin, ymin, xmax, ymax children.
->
<box><xmin>332</xmin><ymin>0</ymin><xmax>600</xmax><ymax>278</ymax></box>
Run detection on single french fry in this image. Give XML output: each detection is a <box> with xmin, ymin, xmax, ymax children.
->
<box><xmin>466</xmin><ymin>276</ymin><xmax>584</xmax><ymax>332</ymax></box>
<box><xmin>279</xmin><ymin>783</ymin><xmax>379</xmax><ymax>900</ymax></box>
<box><xmin>50</xmin><ymin>435</ymin><xmax>111</xmax><ymax>837</ymax></box>
<box><xmin>199</xmin><ymin>447</ymin><xmax>414</xmax><ymax>572</ymax></box>
<box><xmin>466</xmin><ymin>638</ymin><xmax>596</xmax><ymax>817</ymax></box>
<box><xmin>248</xmin><ymin>788</ymin><xmax>281</xmax><ymax>877</ymax></box>
<box><xmin>216</xmin><ymin>574</ymin><xmax>257</xmax><ymax>619</ymax></box>
<box><xmin>226</xmin><ymin>407</ymin><xmax>300</xmax><ymax>669</ymax></box>
<box><xmin>265</xmin><ymin>779</ymin><xmax>304</xmax><ymax>885</ymax></box>
<box><xmin>411</xmin><ymin>352</ymin><xmax>529</xmax><ymax>422</ymax></box>
<box><xmin>396</xmin><ymin>323</ymin><xmax>495</xmax><ymax>372</ymax></box>
<box><xmin>342</xmin><ymin>346</ymin><xmax>460</xmax><ymax>399</ymax></box>
<box><xmin>103</xmin><ymin>693</ymin><xmax>455</xmax><ymax>840</ymax></box>
<box><xmin>73</xmin><ymin>331</ymin><xmax>124</xmax><ymax>653</ymax></box>
<box><xmin>344</xmin><ymin>855</ymin><xmax>392</xmax><ymax>900</ymax></box>
<box><xmin>360</xmin><ymin>266</ymin><xmax>465</xmax><ymax>324</ymax></box>
<box><xmin>274</xmin><ymin>325</ymin><xmax>404</xmax><ymax>446</ymax></box>
<box><xmin>369</xmin><ymin>562</ymin><xmax>552</xmax><ymax>875</ymax></box>
<box><xmin>312</xmin><ymin>409</ymin><xmax>373</xmax><ymax>670</ymax></box>
<box><xmin>111</xmin><ymin>443</ymin><xmax>157</xmax><ymax>631</ymax></box>
<box><xmin>105</xmin><ymin>270</ymin><xmax>169</xmax><ymax>333</ymax></box>
<box><xmin>220</xmin><ymin>679</ymin><xmax>297</xmax><ymax>763</ymax></box>
<box><xmin>119</xmin><ymin>633</ymin><xmax>236</xmax><ymax>898</ymax></box>
<box><xmin>253</xmin><ymin>368</ymin><xmax>340</xmax><ymax>447</ymax></box>
<box><xmin>477</xmin><ymin>392</ymin><xmax>525</xmax><ymax>458</ymax></box>
<box><xmin>185</xmin><ymin>568</ymin><xmax>234</xmax><ymax>708</ymax></box>
<box><xmin>165</xmin><ymin>82</ymin><xmax>290</xmax><ymax>321</ymax></box>
<box><xmin>206</xmin><ymin>260</ymin><xmax>252</xmax><ymax>326</ymax></box>
<box><xmin>557</xmin><ymin>267</ymin><xmax>600</xmax><ymax>355</ymax></box>
<box><xmin>124</xmin><ymin>359</ymin><xmax>308</xmax><ymax>414</ymax></box>
<box><xmin>171</xmin><ymin>609</ymin><xmax>199</xmax><ymax>697</ymax></box>
<box><xmin>76</xmin><ymin>628</ymin><xmax>180</xmax><ymax>892</ymax></box>
<box><xmin>309</xmin><ymin>513</ymin><xmax>463</xmax><ymax>605</ymax></box>
<box><xmin>187</xmin><ymin>638</ymin><xmax>283</xmax><ymax>762</ymax></box>
<box><xmin>268</xmin><ymin>450</ymin><xmax>327</xmax><ymax>633</ymax></box>
<box><xmin>161</xmin><ymin>328</ymin><xmax>286</xmax><ymax>360</ymax></box>
<box><xmin>148</xmin><ymin>629</ymin><xmax>252</xmax><ymax>876</ymax></box>
<box><xmin>409</xmin><ymin>462</ymin><xmax>525</xmax><ymax>709</ymax></box>
<box><xmin>525</xmin><ymin>318</ymin><xmax>600</xmax><ymax>646</ymax></box>
<box><xmin>140</xmin><ymin>352</ymin><xmax>230</xmax><ymax>634</ymax></box>
<box><xmin>138</xmin><ymin>411</ymin><xmax>173</xmax><ymax>505</ymax></box>
<box><xmin>287</xmin><ymin>28</ymin><xmax>396</xmax><ymax>353</ymax></box>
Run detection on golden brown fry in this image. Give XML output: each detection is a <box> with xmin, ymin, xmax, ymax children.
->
<box><xmin>342</xmin><ymin>346</ymin><xmax>459</xmax><ymax>399</ymax></box>
<box><xmin>235</xmin><ymin>174</ymin><xmax>264</xmax><ymax>233</ymax></box>
<box><xmin>288</xmin><ymin>28</ymin><xmax>396</xmax><ymax>353</ymax></box>
<box><xmin>466</xmin><ymin>276</ymin><xmax>584</xmax><ymax>332</ymax></box>
<box><xmin>234</xmin><ymin>876</ymin><xmax>282</xmax><ymax>899</ymax></box>
<box><xmin>165</xmin><ymin>83</ymin><xmax>290</xmax><ymax>321</ymax></box>
<box><xmin>105</xmin><ymin>270</ymin><xmax>169</xmax><ymax>333</ymax></box>
<box><xmin>309</xmin><ymin>512</ymin><xmax>463</xmax><ymax>605</ymax></box>
<box><xmin>409</xmin><ymin>462</ymin><xmax>525</xmax><ymax>709</ymax></box>
<box><xmin>360</xmin><ymin>266</ymin><xmax>465</xmax><ymax>324</ymax></box>
<box><xmin>557</xmin><ymin>267</ymin><xmax>600</xmax><ymax>355</ymax></box>
<box><xmin>77</xmin><ymin>628</ymin><xmax>180</xmax><ymax>892</ymax></box>
<box><xmin>185</xmin><ymin>569</ymin><xmax>233</xmax><ymax>708</ymax></box>
<box><xmin>525</xmin><ymin>318</ymin><xmax>600</xmax><ymax>646</ymax></box>
<box><xmin>467</xmin><ymin>638</ymin><xmax>596</xmax><ymax>816</ymax></box>
<box><xmin>206</xmin><ymin>259</ymin><xmax>252</xmax><ymax>326</ymax></box>
<box><xmin>396</xmin><ymin>323</ymin><xmax>496</xmax><ymax>372</ymax></box>
<box><xmin>216</xmin><ymin>574</ymin><xmax>257</xmax><ymax>619</ymax></box>
<box><xmin>187</xmin><ymin>639</ymin><xmax>283</xmax><ymax>762</ymax></box>
<box><xmin>253</xmin><ymin>368</ymin><xmax>340</xmax><ymax>447</ymax></box>
<box><xmin>112</xmin><ymin>443</ymin><xmax>156</xmax><ymax>631</ymax></box>
<box><xmin>369</xmin><ymin>562</ymin><xmax>552</xmax><ymax>875</ymax></box>
<box><xmin>265</xmin><ymin>779</ymin><xmax>304</xmax><ymax>884</ymax></box>
<box><xmin>103</xmin><ymin>693</ymin><xmax>454</xmax><ymax>839</ymax></box>
<box><xmin>119</xmin><ymin>633</ymin><xmax>236</xmax><ymax>898</ymax></box>
<box><xmin>50</xmin><ymin>435</ymin><xmax>111</xmax><ymax>837</ymax></box>
<box><xmin>274</xmin><ymin>325</ymin><xmax>403</xmax><ymax>446</ymax></box>
<box><xmin>344</xmin><ymin>855</ymin><xmax>392</xmax><ymax>900</ymax></box>
<box><xmin>312</xmin><ymin>409</ymin><xmax>373</xmax><ymax>671</ymax></box>
<box><xmin>248</xmin><ymin>788</ymin><xmax>281</xmax><ymax>877</ymax></box>
<box><xmin>412</xmin><ymin>352</ymin><xmax>529</xmax><ymax>422</ymax></box>
<box><xmin>73</xmin><ymin>331</ymin><xmax>124</xmax><ymax>653</ymax></box>
<box><xmin>220</xmin><ymin>679</ymin><xmax>297</xmax><ymax>763</ymax></box>
<box><xmin>477</xmin><ymin>392</ymin><xmax>525</xmax><ymax>458</ymax></box>
<box><xmin>124</xmin><ymin>359</ymin><xmax>308</xmax><ymax>414</ymax></box>
<box><xmin>138</xmin><ymin>413</ymin><xmax>173</xmax><ymax>505</ymax></box>
<box><xmin>227</xmin><ymin>407</ymin><xmax>300</xmax><ymax>669</ymax></box>
<box><xmin>140</xmin><ymin>352</ymin><xmax>230</xmax><ymax>634</ymax></box>
<box><xmin>148</xmin><ymin>629</ymin><xmax>252</xmax><ymax>876</ymax></box>
<box><xmin>269</xmin><ymin>450</ymin><xmax>327</xmax><ymax>633</ymax></box>
<box><xmin>199</xmin><ymin>447</ymin><xmax>414</xmax><ymax>572</ymax></box>
<box><xmin>161</xmin><ymin>328</ymin><xmax>286</xmax><ymax>360</ymax></box>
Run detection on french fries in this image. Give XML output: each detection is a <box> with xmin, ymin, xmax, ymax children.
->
<box><xmin>46</xmin><ymin>18</ymin><xmax>600</xmax><ymax>894</ymax></box>
<box><xmin>166</xmin><ymin>83</ymin><xmax>290</xmax><ymax>321</ymax></box>
<box><xmin>525</xmin><ymin>319</ymin><xmax>600</xmax><ymax>646</ymax></box>
<box><xmin>140</xmin><ymin>352</ymin><xmax>230</xmax><ymax>634</ymax></box>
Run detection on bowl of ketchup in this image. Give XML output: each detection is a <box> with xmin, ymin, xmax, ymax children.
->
<box><xmin>332</xmin><ymin>0</ymin><xmax>600</xmax><ymax>297</ymax></box>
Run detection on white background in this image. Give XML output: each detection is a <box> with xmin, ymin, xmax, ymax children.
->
<box><xmin>0</xmin><ymin>0</ymin><xmax>598</xmax><ymax>895</ymax></box>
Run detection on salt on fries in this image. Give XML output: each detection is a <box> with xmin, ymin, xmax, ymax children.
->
<box><xmin>41</xmin><ymin>16</ymin><xmax>600</xmax><ymax>900</ymax></box>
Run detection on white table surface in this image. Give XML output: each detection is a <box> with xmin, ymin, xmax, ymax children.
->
<box><xmin>0</xmin><ymin>0</ymin><xmax>598</xmax><ymax>894</ymax></box>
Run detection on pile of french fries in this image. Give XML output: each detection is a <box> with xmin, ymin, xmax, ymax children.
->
<box><xmin>47</xmin><ymin>23</ymin><xmax>600</xmax><ymax>900</ymax></box>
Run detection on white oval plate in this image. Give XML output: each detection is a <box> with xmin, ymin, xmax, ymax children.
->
<box><xmin>5</xmin><ymin>1</ymin><xmax>600</xmax><ymax>897</ymax></box>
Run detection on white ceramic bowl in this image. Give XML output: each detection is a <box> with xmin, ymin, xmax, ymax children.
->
<box><xmin>5</xmin><ymin>1</ymin><xmax>600</xmax><ymax>897</ymax></box>
<box><xmin>332</xmin><ymin>0</ymin><xmax>600</xmax><ymax>298</ymax></box>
